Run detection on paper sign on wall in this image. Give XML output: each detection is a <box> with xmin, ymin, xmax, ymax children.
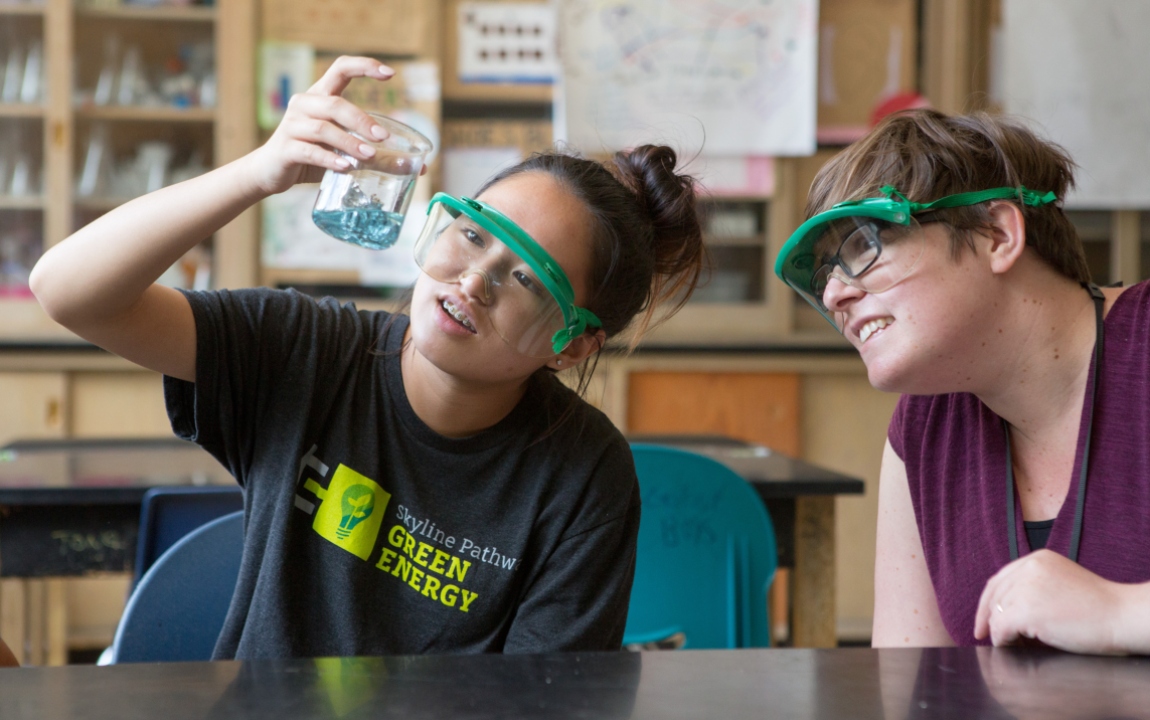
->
<box><xmin>457</xmin><ymin>2</ymin><xmax>558</xmax><ymax>84</ymax></box>
<box><xmin>557</xmin><ymin>0</ymin><xmax>818</xmax><ymax>156</ymax></box>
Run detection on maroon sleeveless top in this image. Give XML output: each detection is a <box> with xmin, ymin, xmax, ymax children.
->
<box><xmin>888</xmin><ymin>280</ymin><xmax>1150</xmax><ymax>645</ymax></box>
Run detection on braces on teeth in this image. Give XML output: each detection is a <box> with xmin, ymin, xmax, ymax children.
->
<box><xmin>442</xmin><ymin>299</ymin><xmax>476</xmax><ymax>332</ymax></box>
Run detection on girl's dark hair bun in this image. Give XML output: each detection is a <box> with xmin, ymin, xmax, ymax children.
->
<box><xmin>478</xmin><ymin>143</ymin><xmax>706</xmax><ymax>348</ymax></box>
<box><xmin>610</xmin><ymin>145</ymin><xmax>706</xmax><ymax>338</ymax></box>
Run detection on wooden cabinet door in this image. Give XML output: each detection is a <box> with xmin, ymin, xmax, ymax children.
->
<box><xmin>626</xmin><ymin>371</ymin><xmax>800</xmax><ymax>456</ymax></box>
<box><xmin>0</xmin><ymin>373</ymin><xmax>67</xmax><ymax>447</ymax></box>
<box><xmin>70</xmin><ymin>371</ymin><xmax>171</xmax><ymax>439</ymax></box>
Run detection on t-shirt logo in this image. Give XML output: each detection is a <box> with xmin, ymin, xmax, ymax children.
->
<box><xmin>312</xmin><ymin>464</ymin><xmax>391</xmax><ymax>560</ymax></box>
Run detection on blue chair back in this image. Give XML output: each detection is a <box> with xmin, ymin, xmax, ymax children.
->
<box><xmin>110</xmin><ymin>510</ymin><xmax>244</xmax><ymax>663</ymax></box>
<box><xmin>134</xmin><ymin>486</ymin><xmax>243</xmax><ymax>591</ymax></box>
<box><xmin>624</xmin><ymin>444</ymin><xmax>777</xmax><ymax>649</ymax></box>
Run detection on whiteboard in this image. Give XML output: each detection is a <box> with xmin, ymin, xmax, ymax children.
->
<box><xmin>1002</xmin><ymin>0</ymin><xmax>1150</xmax><ymax>208</ymax></box>
<box><xmin>557</xmin><ymin>0</ymin><xmax>819</xmax><ymax>156</ymax></box>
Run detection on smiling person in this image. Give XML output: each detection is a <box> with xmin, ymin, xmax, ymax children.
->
<box><xmin>29</xmin><ymin>56</ymin><xmax>704</xmax><ymax>659</ymax></box>
<box><xmin>775</xmin><ymin>109</ymin><xmax>1150</xmax><ymax>654</ymax></box>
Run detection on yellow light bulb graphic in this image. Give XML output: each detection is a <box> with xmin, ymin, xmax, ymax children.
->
<box><xmin>311</xmin><ymin>464</ymin><xmax>390</xmax><ymax>560</ymax></box>
<box><xmin>336</xmin><ymin>484</ymin><xmax>375</xmax><ymax>540</ymax></box>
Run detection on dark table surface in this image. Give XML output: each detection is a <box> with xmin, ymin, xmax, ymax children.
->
<box><xmin>0</xmin><ymin>646</ymin><xmax>1145</xmax><ymax>719</ymax></box>
<box><xmin>0</xmin><ymin>437</ymin><xmax>233</xmax><ymax>505</ymax></box>
<box><xmin>0</xmin><ymin>435</ymin><xmax>863</xmax><ymax>505</ymax></box>
<box><xmin>0</xmin><ymin>438</ymin><xmax>234</xmax><ymax>576</ymax></box>
<box><xmin>628</xmin><ymin>434</ymin><xmax>864</xmax><ymax>498</ymax></box>
<box><xmin>0</xmin><ymin>436</ymin><xmax>861</xmax><ymax>576</ymax></box>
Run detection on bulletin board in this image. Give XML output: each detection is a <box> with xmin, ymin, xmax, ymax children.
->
<box><xmin>556</xmin><ymin>0</ymin><xmax>819</xmax><ymax>156</ymax></box>
<box><xmin>1002</xmin><ymin>0</ymin><xmax>1150</xmax><ymax>208</ymax></box>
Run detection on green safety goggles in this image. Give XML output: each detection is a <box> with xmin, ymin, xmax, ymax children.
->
<box><xmin>414</xmin><ymin>192</ymin><xmax>603</xmax><ymax>358</ymax></box>
<box><xmin>774</xmin><ymin>185</ymin><xmax>1058</xmax><ymax>328</ymax></box>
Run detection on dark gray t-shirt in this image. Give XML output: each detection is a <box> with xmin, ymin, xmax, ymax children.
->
<box><xmin>164</xmin><ymin>288</ymin><xmax>640</xmax><ymax>659</ymax></box>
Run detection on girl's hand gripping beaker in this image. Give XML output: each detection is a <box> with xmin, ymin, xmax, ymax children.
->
<box><xmin>312</xmin><ymin>112</ymin><xmax>433</xmax><ymax>250</ymax></box>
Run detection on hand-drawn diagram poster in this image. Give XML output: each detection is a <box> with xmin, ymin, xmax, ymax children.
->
<box><xmin>557</xmin><ymin>0</ymin><xmax>819</xmax><ymax>156</ymax></box>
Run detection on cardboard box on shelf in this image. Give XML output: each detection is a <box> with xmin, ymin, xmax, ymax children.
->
<box><xmin>261</xmin><ymin>0</ymin><xmax>432</xmax><ymax>56</ymax></box>
<box><xmin>816</xmin><ymin>0</ymin><xmax>918</xmax><ymax>145</ymax></box>
<box><xmin>440</xmin><ymin>118</ymin><xmax>552</xmax><ymax>197</ymax></box>
<box><xmin>441</xmin><ymin>118</ymin><xmax>551</xmax><ymax>153</ymax></box>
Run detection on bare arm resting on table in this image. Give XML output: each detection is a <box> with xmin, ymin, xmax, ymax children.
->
<box><xmin>29</xmin><ymin>57</ymin><xmax>398</xmax><ymax>383</ymax></box>
<box><xmin>873</xmin><ymin>439</ymin><xmax>1150</xmax><ymax>653</ymax></box>
<box><xmin>872</xmin><ymin>439</ymin><xmax>954</xmax><ymax>647</ymax></box>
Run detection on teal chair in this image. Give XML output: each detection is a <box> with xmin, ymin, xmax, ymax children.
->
<box><xmin>624</xmin><ymin>444</ymin><xmax>777</xmax><ymax>649</ymax></box>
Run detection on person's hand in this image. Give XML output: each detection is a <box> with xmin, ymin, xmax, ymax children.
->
<box><xmin>245</xmin><ymin>56</ymin><xmax>395</xmax><ymax>196</ymax></box>
<box><xmin>973</xmin><ymin>549</ymin><xmax>1133</xmax><ymax>654</ymax></box>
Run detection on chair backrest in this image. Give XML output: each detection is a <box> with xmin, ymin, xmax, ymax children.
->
<box><xmin>134</xmin><ymin>486</ymin><xmax>244</xmax><ymax>590</ymax></box>
<box><xmin>110</xmin><ymin>510</ymin><xmax>244</xmax><ymax>663</ymax></box>
<box><xmin>624</xmin><ymin>444</ymin><xmax>777</xmax><ymax>649</ymax></box>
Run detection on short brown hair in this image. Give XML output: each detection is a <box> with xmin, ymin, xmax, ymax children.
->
<box><xmin>806</xmin><ymin>110</ymin><xmax>1090</xmax><ymax>284</ymax></box>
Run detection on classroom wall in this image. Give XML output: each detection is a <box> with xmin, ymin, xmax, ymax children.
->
<box><xmin>4</xmin><ymin>0</ymin><xmax>1083</xmax><ymax>656</ymax></box>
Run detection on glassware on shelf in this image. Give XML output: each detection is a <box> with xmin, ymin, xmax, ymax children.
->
<box><xmin>92</xmin><ymin>34</ymin><xmax>120</xmax><ymax>106</ymax></box>
<box><xmin>77</xmin><ymin>124</ymin><xmax>206</xmax><ymax>203</ymax></box>
<box><xmin>18</xmin><ymin>38</ymin><xmax>40</xmax><ymax>104</ymax></box>
<box><xmin>0</xmin><ymin>123</ymin><xmax>39</xmax><ymax>197</ymax></box>
<box><xmin>0</xmin><ymin>211</ymin><xmax>40</xmax><ymax>298</ymax></box>
<box><xmin>84</xmin><ymin>35</ymin><xmax>216</xmax><ymax>109</ymax></box>
<box><xmin>689</xmin><ymin>246</ymin><xmax>764</xmax><ymax>304</ymax></box>
<box><xmin>89</xmin><ymin>37</ymin><xmax>163</xmax><ymax>107</ymax></box>
<box><xmin>0</xmin><ymin>132</ymin><xmax>9</xmax><ymax>196</ymax></box>
<box><xmin>76</xmin><ymin>122</ymin><xmax>111</xmax><ymax>197</ymax></box>
<box><xmin>115</xmin><ymin>44</ymin><xmax>143</xmax><ymax>105</ymax></box>
<box><xmin>106</xmin><ymin>140</ymin><xmax>173</xmax><ymax>198</ymax></box>
<box><xmin>0</xmin><ymin>32</ymin><xmax>44</xmax><ymax>105</ymax></box>
<box><xmin>1</xmin><ymin>40</ymin><xmax>24</xmax><ymax>103</ymax></box>
<box><xmin>156</xmin><ymin>42</ymin><xmax>214</xmax><ymax>108</ymax></box>
<box><xmin>167</xmin><ymin>148</ymin><xmax>206</xmax><ymax>185</ymax></box>
<box><xmin>7</xmin><ymin>147</ymin><xmax>32</xmax><ymax>195</ymax></box>
<box><xmin>137</xmin><ymin>141</ymin><xmax>172</xmax><ymax>193</ymax></box>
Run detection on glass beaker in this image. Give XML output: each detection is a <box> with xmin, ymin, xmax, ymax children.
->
<box><xmin>312</xmin><ymin>112</ymin><xmax>433</xmax><ymax>251</ymax></box>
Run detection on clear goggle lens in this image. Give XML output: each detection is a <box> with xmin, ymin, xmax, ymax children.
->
<box><xmin>413</xmin><ymin>202</ymin><xmax>569</xmax><ymax>358</ymax></box>
<box><xmin>804</xmin><ymin>217</ymin><xmax>926</xmax><ymax>330</ymax></box>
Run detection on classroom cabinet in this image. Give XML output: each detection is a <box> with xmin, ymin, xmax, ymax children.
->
<box><xmin>0</xmin><ymin>372</ymin><xmax>66</xmax><ymax>445</ymax></box>
<box><xmin>0</xmin><ymin>0</ymin><xmax>256</xmax><ymax>341</ymax></box>
<box><xmin>0</xmin><ymin>368</ymin><xmax>169</xmax><ymax>448</ymax></box>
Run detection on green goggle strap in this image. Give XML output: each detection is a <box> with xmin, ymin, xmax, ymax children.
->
<box><xmin>872</xmin><ymin>184</ymin><xmax>1057</xmax><ymax>213</ymax></box>
<box><xmin>427</xmin><ymin>192</ymin><xmax>603</xmax><ymax>354</ymax></box>
<box><xmin>776</xmin><ymin>185</ymin><xmax>1059</xmax><ymax>281</ymax></box>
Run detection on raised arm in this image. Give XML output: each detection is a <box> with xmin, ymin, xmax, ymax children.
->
<box><xmin>872</xmin><ymin>439</ymin><xmax>954</xmax><ymax>647</ymax></box>
<box><xmin>30</xmin><ymin>56</ymin><xmax>396</xmax><ymax>382</ymax></box>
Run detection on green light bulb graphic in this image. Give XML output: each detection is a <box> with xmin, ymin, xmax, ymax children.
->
<box><xmin>336</xmin><ymin>484</ymin><xmax>375</xmax><ymax>540</ymax></box>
